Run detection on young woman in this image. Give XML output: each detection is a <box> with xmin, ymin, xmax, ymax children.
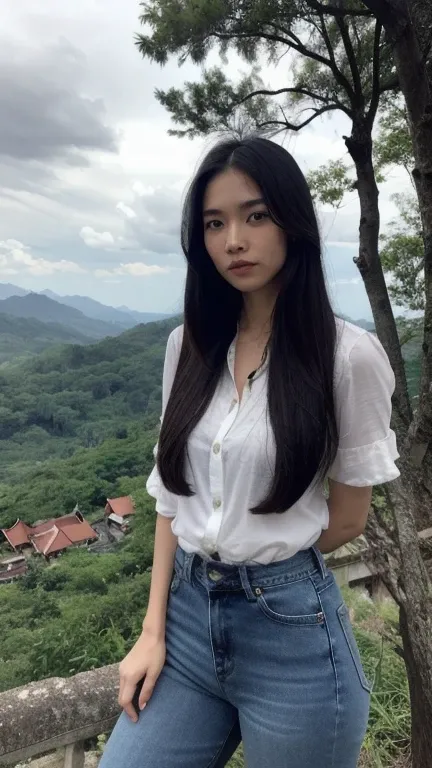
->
<box><xmin>99</xmin><ymin>136</ymin><xmax>400</xmax><ymax>768</ymax></box>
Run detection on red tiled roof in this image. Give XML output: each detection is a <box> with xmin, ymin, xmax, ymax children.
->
<box><xmin>61</xmin><ymin>521</ymin><xmax>98</xmax><ymax>543</ymax></box>
<box><xmin>30</xmin><ymin>520</ymin><xmax>98</xmax><ymax>556</ymax></box>
<box><xmin>2</xmin><ymin>513</ymin><xmax>98</xmax><ymax>556</ymax></box>
<box><xmin>30</xmin><ymin>527</ymin><xmax>72</xmax><ymax>556</ymax></box>
<box><xmin>105</xmin><ymin>496</ymin><xmax>135</xmax><ymax>518</ymax></box>
<box><xmin>1</xmin><ymin>520</ymin><xmax>33</xmax><ymax>548</ymax></box>
<box><xmin>30</xmin><ymin>515</ymin><xmax>82</xmax><ymax>535</ymax></box>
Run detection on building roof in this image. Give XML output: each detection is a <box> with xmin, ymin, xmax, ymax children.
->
<box><xmin>0</xmin><ymin>519</ymin><xmax>34</xmax><ymax>549</ymax></box>
<box><xmin>0</xmin><ymin>555</ymin><xmax>26</xmax><ymax>567</ymax></box>
<box><xmin>1</xmin><ymin>512</ymin><xmax>97</xmax><ymax>556</ymax></box>
<box><xmin>62</xmin><ymin>521</ymin><xmax>98</xmax><ymax>543</ymax></box>
<box><xmin>30</xmin><ymin>520</ymin><xmax>98</xmax><ymax>556</ymax></box>
<box><xmin>29</xmin><ymin>527</ymin><xmax>71</xmax><ymax>556</ymax></box>
<box><xmin>0</xmin><ymin>513</ymin><xmax>85</xmax><ymax>549</ymax></box>
<box><xmin>0</xmin><ymin>563</ymin><xmax>27</xmax><ymax>581</ymax></box>
<box><xmin>105</xmin><ymin>496</ymin><xmax>135</xmax><ymax>518</ymax></box>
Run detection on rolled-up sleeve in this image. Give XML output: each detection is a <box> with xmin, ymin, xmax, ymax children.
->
<box><xmin>146</xmin><ymin>325</ymin><xmax>183</xmax><ymax>517</ymax></box>
<box><xmin>328</xmin><ymin>331</ymin><xmax>400</xmax><ymax>487</ymax></box>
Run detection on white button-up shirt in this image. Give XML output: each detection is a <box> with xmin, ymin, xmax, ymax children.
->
<box><xmin>146</xmin><ymin>318</ymin><xmax>400</xmax><ymax>564</ymax></box>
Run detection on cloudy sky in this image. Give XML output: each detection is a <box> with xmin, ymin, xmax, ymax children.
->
<box><xmin>0</xmin><ymin>0</ymin><xmax>410</xmax><ymax>319</ymax></box>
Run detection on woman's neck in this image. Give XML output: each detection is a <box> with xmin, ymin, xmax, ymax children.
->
<box><xmin>239</xmin><ymin>286</ymin><xmax>277</xmax><ymax>335</ymax></box>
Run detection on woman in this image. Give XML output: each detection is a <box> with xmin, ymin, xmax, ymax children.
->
<box><xmin>99</xmin><ymin>135</ymin><xmax>400</xmax><ymax>768</ymax></box>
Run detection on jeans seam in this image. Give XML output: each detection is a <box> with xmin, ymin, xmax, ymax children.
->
<box><xmin>205</xmin><ymin>720</ymin><xmax>239</xmax><ymax>768</ymax></box>
<box><xmin>310</xmin><ymin>577</ymin><xmax>340</xmax><ymax>768</ymax></box>
<box><xmin>208</xmin><ymin>594</ymin><xmax>228</xmax><ymax>697</ymax></box>
<box><xmin>315</xmin><ymin>579</ymin><xmax>335</xmax><ymax>596</ymax></box>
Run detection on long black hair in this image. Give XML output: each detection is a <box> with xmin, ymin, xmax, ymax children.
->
<box><xmin>157</xmin><ymin>135</ymin><xmax>338</xmax><ymax>515</ymax></box>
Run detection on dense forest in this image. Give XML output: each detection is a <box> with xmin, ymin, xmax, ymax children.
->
<box><xmin>0</xmin><ymin>315</ymin><xmax>179</xmax><ymax>692</ymax></box>
<box><xmin>0</xmin><ymin>316</ymin><xmax>179</xmax><ymax>484</ymax></box>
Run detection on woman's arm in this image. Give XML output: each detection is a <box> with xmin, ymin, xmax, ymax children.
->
<box><xmin>142</xmin><ymin>513</ymin><xmax>178</xmax><ymax>639</ymax></box>
<box><xmin>315</xmin><ymin>479</ymin><xmax>372</xmax><ymax>555</ymax></box>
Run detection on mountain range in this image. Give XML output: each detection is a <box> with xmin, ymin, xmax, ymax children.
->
<box><xmin>0</xmin><ymin>282</ymin><xmax>171</xmax><ymax>363</ymax></box>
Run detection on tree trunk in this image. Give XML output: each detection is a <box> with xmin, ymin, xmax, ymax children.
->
<box><xmin>344</xmin><ymin>124</ymin><xmax>412</xmax><ymax>436</ymax></box>
<box><xmin>344</xmin><ymin>111</ymin><xmax>432</xmax><ymax>766</ymax></box>
<box><xmin>366</xmin><ymin>471</ymin><xmax>432</xmax><ymax>767</ymax></box>
<box><xmin>361</xmin><ymin>0</ymin><xmax>432</xmax><ymax>515</ymax></box>
<box><xmin>399</xmin><ymin>604</ymin><xmax>432</xmax><ymax>767</ymax></box>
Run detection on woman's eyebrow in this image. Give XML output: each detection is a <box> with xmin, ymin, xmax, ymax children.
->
<box><xmin>203</xmin><ymin>197</ymin><xmax>266</xmax><ymax>217</ymax></box>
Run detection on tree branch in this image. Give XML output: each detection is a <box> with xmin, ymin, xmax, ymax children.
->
<box><xmin>257</xmin><ymin>103</ymin><xmax>341</xmax><ymax>132</ymax></box>
<box><xmin>208</xmin><ymin>26</ymin><xmax>358</xmax><ymax>102</ymax></box>
<box><xmin>379</xmin><ymin>73</ymin><xmax>400</xmax><ymax>93</ymax></box>
<box><xmin>235</xmin><ymin>85</ymin><xmax>353</xmax><ymax>118</ymax></box>
<box><xmin>367</xmin><ymin>20</ymin><xmax>384</xmax><ymax>125</ymax></box>
<box><xmin>335</xmin><ymin>14</ymin><xmax>364</xmax><ymax>101</ymax></box>
<box><xmin>316</xmin><ymin>13</ymin><xmax>356</xmax><ymax>101</ymax></box>
<box><xmin>360</xmin><ymin>0</ymin><xmax>406</xmax><ymax>28</ymax></box>
<box><xmin>306</xmin><ymin>0</ymin><xmax>374</xmax><ymax>17</ymax></box>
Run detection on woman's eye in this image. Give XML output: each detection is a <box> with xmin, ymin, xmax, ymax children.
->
<box><xmin>249</xmin><ymin>212</ymin><xmax>269</xmax><ymax>222</ymax></box>
<box><xmin>205</xmin><ymin>220</ymin><xmax>222</xmax><ymax>230</ymax></box>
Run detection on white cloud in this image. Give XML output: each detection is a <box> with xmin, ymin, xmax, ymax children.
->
<box><xmin>94</xmin><ymin>262</ymin><xmax>170</xmax><ymax>277</ymax></box>
<box><xmin>132</xmin><ymin>181</ymin><xmax>155</xmax><ymax>197</ymax></box>
<box><xmin>79</xmin><ymin>226</ymin><xmax>115</xmax><ymax>248</ymax></box>
<box><xmin>116</xmin><ymin>201</ymin><xmax>136</xmax><ymax>219</ymax></box>
<box><xmin>0</xmin><ymin>238</ymin><xmax>86</xmax><ymax>276</ymax></box>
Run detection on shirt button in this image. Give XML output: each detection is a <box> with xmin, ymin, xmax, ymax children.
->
<box><xmin>213</xmin><ymin>443</ymin><xmax>221</xmax><ymax>455</ymax></box>
<box><xmin>213</xmin><ymin>498</ymin><xmax>222</xmax><ymax>509</ymax></box>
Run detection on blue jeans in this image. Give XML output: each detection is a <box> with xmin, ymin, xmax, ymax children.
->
<box><xmin>100</xmin><ymin>544</ymin><xmax>371</xmax><ymax>768</ymax></box>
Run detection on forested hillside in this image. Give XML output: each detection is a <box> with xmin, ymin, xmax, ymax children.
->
<box><xmin>0</xmin><ymin>317</ymin><xmax>180</xmax><ymax>694</ymax></box>
<box><xmin>0</xmin><ymin>316</ymin><xmax>179</xmax><ymax>481</ymax></box>
<box><xmin>0</xmin><ymin>294</ymin><xmax>129</xmax><ymax>340</ymax></box>
<box><xmin>0</xmin><ymin>312</ymin><xmax>92</xmax><ymax>363</ymax></box>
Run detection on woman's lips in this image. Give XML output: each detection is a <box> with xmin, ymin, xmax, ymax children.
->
<box><xmin>229</xmin><ymin>263</ymin><xmax>257</xmax><ymax>275</ymax></box>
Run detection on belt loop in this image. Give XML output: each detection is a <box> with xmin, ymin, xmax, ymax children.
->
<box><xmin>238</xmin><ymin>565</ymin><xmax>256</xmax><ymax>601</ymax></box>
<box><xmin>311</xmin><ymin>545</ymin><xmax>327</xmax><ymax>580</ymax></box>
<box><xmin>183</xmin><ymin>552</ymin><xmax>196</xmax><ymax>584</ymax></box>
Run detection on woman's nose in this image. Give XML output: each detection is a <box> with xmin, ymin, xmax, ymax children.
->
<box><xmin>225</xmin><ymin>225</ymin><xmax>245</xmax><ymax>253</ymax></box>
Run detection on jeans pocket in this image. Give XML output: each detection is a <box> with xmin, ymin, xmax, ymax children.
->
<box><xmin>254</xmin><ymin>580</ymin><xmax>325</xmax><ymax>626</ymax></box>
<box><xmin>337</xmin><ymin>603</ymin><xmax>372</xmax><ymax>693</ymax></box>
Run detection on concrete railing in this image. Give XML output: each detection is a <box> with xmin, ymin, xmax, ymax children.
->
<box><xmin>0</xmin><ymin>665</ymin><xmax>120</xmax><ymax>767</ymax></box>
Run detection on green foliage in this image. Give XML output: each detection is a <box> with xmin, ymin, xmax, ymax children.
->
<box><xmin>0</xmin><ymin>316</ymin><xmax>179</xmax><ymax>480</ymax></box>
<box><xmin>374</xmin><ymin>101</ymin><xmax>414</xmax><ymax>177</ymax></box>
<box><xmin>0</xmin><ymin>425</ymin><xmax>159</xmax><ymax>528</ymax></box>
<box><xmin>0</xmin><ymin>312</ymin><xmax>92</xmax><ymax>364</ymax></box>
<box><xmin>155</xmin><ymin>66</ymin><xmax>279</xmax><ymax>139</ymax></box>
<box><xmin>307</xmin><ymin>159</ymin><xmax>354</xmax><ymax>208</ymax></box>
<box><xmin>380</xmin><ymin>193</ymin><xmax>424</xmax><ymax>311</ymax></box>
<box><xmin>136</xmin><ymin>0</ymin><xmax>394</xmax><ymax>138</ymax></box>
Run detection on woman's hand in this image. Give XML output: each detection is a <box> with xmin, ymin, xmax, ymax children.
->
<box><xmin>118</xmin><ymin>627</ymin><xmax>166</xmax><ymax>722</ymax></box>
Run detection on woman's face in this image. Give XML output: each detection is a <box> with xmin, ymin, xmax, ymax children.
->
<box><xmin>203</xmin><ymin>168</ymin><xmax>286</xmax><ymax>293</ymax></box>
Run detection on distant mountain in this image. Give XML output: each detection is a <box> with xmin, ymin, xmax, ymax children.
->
<box><xmin>116</xmin><ymin>305</ymin><xmax>173</xmax><ymax>324</ymax></box>
<box><xmin>0</xmin><ymin>282</ymin><xmax>28</xmax><ymax>300</ymax></box>
<box><xmin>0</xmin><ymin>312</ymin><xmax>92</xmax><ymax>363</ymax></box>
<box><xmin>340</xmin><ymin>314</ymin><xmax>375</xmax><ymax>332</ymax></box>
<box><xmin>0</xmin><ymin>283</ymin><xmax>171</xmax><ymax>327</ymax></box>
<box><xmin>0</xmin><ymin>294</ymin><xmax>128</xmax><ymax>341</ymax></box>
<box><xmin>40</xmin><ymin>290</ymin><xmax>136</xmax><ymax>328</ymax></box>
